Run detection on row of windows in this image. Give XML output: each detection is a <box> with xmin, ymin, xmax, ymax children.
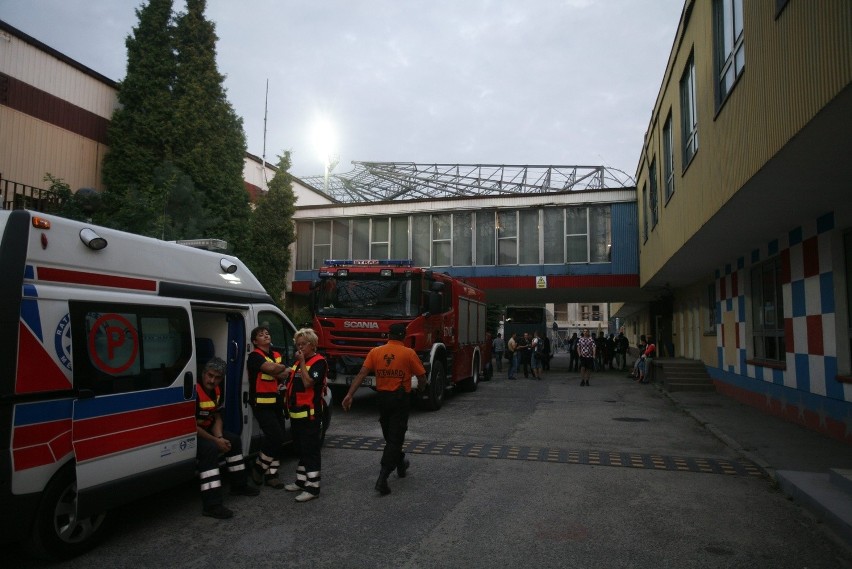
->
<box><xmin>296</xmin><ymin>206</ymin><xmax>612</xmax><ymax>271</ymax></box>
<box><xmin>642</xmin><ymin>0</ymin><xmax>744</xmax><ymax>242</ymax></box>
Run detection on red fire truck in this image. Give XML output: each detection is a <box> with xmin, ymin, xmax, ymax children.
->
<box><xmin>311</xmin><ymin>259</ymin><xmax>491</xmax><ymax>410</ymax></box>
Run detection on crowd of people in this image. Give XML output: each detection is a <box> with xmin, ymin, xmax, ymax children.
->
<box><xmin>499</xmin><ymin>331</ymin><xmax>553</xmax><ymax>380</ymax></box>
<box><xmin>195</xmin><ymin>322</ymin><xmax>426</xmax><ymax>519</ymax></box>
<box><xmin>492</xmin><ymin>326</ymin><xmax>657</xmax><ymax>388</ymax></box>
<box><xmin>196</xmin><ymin>326</ymin><xmax>331</xmax><ymax>519</ymax></box>
<box><xmin>199</xmin><ymin>322</ymin><xmax>658</xmax><ymax>519</ymax></box>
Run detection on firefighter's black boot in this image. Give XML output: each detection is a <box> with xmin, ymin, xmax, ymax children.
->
<box><xmin>375</xmin><ymin>467</ymin><xmax>392</xmax><ymax>495</ymax></box>
<box><xmin>396</xmin><ymin>458</ymin><xmax>410</xmax><ymax>478</ymax></box>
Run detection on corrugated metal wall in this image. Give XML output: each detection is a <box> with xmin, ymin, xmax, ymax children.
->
<box><xmin>637</xmin><ymin>0</ymin><xmax>852</xmax><ymax>284</ymax></box>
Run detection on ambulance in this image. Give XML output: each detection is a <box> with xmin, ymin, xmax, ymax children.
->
<box><xmin>0</xmin><ymin>209</ymin><xmax>327</xmax><ymax>559</ymax></box>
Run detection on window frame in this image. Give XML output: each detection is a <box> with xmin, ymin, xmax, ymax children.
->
<box><xmin>497</xmin><ymin>210</ymin><xmax>518</xmax><ymax>266</ymax></box>
<box><xmin>70</xmin><ymin>301</ymin><xmax>193</xmax><ymax>395</ymax></box>
<box><xmin>750</xmin><ymin>256</ymin><xmax>785</xmax><ymax>363</ymax></box>
<box><xmin>663</xmin><ymin>112</ymin><xmax>675</xmax><ymax>202</ymax></box>
<box><xmin>648</xmin><ymin>158</ymin><xmax>659</xmax><ymax>229</ymax></box>
<box><xmin>680</xmin><ymin>54</ymin><xmax>699</xmax><ymax>169</ymax></box>
<box><xmin>714</xmin><ymin>0</ymin><xmax>745</xmax><ymax>107</ymax></box>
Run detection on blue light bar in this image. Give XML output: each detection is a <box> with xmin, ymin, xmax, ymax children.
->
<box><xmin>323</xmin><ymin>259</ymin><xmax>414</xmax><ymax>267</ymax></box>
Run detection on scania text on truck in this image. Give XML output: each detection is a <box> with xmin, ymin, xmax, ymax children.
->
<box><xmin>0</xmin><ymin>210</ymin><xmax>329</xmax><ymax>559</ymax></box>
<box><xmin>311</xmin><ymin>259</ymin><xmax>491</xmax><ymax>410</ymax></box>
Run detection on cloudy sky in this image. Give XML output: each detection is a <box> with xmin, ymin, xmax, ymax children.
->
<box><xmin>1</xmin><ymin>0</ymin><xmax>683</xmax><ymax>179</ymax></box>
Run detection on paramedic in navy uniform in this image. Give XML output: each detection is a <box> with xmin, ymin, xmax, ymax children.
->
<box><xmin>196</xmin><ymin>357</ymin><xmax>259</xmax><ymax>519</ymax></box>
<box><xmin>282</xmin><ymin>328</ymin><xmax>327</xmax><ymax>502</ymax></box>
<box><xmin>246</xmin><ymin>326</ymin><xmax>291</xmax><ymax>489</ymax></box>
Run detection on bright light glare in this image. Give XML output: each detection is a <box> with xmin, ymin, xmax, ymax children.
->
<box><xmin>311</xmin><ymin>117</ymin><xmax>337</xmax><ymax>168</ymax></box>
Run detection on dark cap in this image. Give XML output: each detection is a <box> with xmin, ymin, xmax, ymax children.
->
<box><xmin>389</xmin><ymin>323</ymin><xmax>407</xmax><ymax>339</ymax></box>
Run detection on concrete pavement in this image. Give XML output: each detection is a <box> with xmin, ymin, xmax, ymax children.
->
<box><xmin>543</xmin><ymin>347</ymin><xmax>852</xmax><ymax>550</ymax></box>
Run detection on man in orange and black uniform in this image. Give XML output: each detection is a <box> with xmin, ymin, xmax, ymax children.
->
<box><xmin>196</xmin><ymin>357</ymin><xmax>259</xmax><ymax>519</ymax></box>
<box><xmin>342</xmin><ymin>323</ymin><xmax>427</xmax><ymax>495</ymax></box>
<box><xmin>246</xmin><ymin>326</ymin><xmax>291</xmax><ymax>489</ymax></box>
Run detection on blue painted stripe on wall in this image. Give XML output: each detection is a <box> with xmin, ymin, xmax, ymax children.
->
<box><xmin>738</xmin><ymin>295</ymin><xmax>745</xmax><ymax>321</ymax></box>
<box><xmin>825</xmin><ymin>357</ymin><xmax>844</xmax><ymax>400</ymax></box>
<box><xmin>772</xmin><ymin>367</ymin><xmax>784</xmax><ymax>384</ymax></box>
<box><xmin>707</xmin><ymin>365</ymin><xmax>851</xmax><ymax>423</ymax></box>
<box><xmin>791</xmin><ymin>280</ymin><xmax>806</xmax><ymax>317</ymax></box>
<box><xmin>769</xmin><ymin>239</ymin><xmax>779</xmax><ymax>256</ymax></box>
<box><xmin>795</xmin><ymin>353</ymin><xmax>811</xmax><ymax>392</ymax></box>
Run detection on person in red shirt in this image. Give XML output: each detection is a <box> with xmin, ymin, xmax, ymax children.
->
<box><xmin>637</xmin><ymin>336</ymin><xmax>657</xmax><ymax>384</ymax></box>
<box><xmin>342</xmin><ymin>323</ymin><xmax>427</xmax><ymax>496</ymax></box>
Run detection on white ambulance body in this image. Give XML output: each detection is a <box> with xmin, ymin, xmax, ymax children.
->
<box><xmin>0</xmin><ymin>209</ymin><xmax>303</xmax><ymax>558</ymax></box>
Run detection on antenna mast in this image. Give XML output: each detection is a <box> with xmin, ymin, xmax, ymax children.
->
<box><xmin>262</xmin><ymin>79</ymin><xmax>269</xmax><ymax>190</ymax></box>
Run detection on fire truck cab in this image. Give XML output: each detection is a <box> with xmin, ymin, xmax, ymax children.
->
<box><xmin>311</xmin><ymin>259</ymin><xmax>491</xmax><ymax>410</ymax></box>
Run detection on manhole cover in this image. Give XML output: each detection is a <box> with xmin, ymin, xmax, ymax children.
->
<box><xmin>612</xmin><ymin>417</ymin><xmax>649</xmax><ymax>422</ymax></box>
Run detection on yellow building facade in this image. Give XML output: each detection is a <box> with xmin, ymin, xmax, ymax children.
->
<box><xmin>629</xmin><ymin>0</ymin><xmax>852</xmax><ymax>440</ymax></box>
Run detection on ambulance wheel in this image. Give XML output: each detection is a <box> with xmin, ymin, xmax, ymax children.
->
<box><xmin>29</xmin><ymin>466</ymin><xmax>108</xmax><ymax>560</ymax></box>
<box><xmin>423</xmin><ymin>362</ymin><xmax>446</xmax><ymax>411</ymax></box>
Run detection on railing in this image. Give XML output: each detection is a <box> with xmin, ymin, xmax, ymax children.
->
<box><xmin>1</xmin><ymin>174</ymin><xmax>63</xmax><ymax>213</ymax></box>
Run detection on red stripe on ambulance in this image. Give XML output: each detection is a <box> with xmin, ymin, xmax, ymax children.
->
<box><xmin>12</xmin><ymin>419</ymin><xmax>73</xmax><ymax>471</ymax></box>
<box><xmin>36</xmin><ymin>266</ymin><xmax>157</xmax><ymax>291</ymax></box>
<box><xmin>74</xmin><ymin>416</ymin><xmax>196</xmax><ymax>462</ymax></box>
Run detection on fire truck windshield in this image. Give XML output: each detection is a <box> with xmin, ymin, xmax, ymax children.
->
<box><xmin>315</xmin><ymin>275</ymin><xmax>423</xmax><ymax>317</ymax></box>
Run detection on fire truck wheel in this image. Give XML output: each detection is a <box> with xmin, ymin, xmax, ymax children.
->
<box><xmin>29</xmin><ymin>466</ymin><xmax>109</xmax><ymax>560</ymax></box>
<box><xmin>424</xmin><ymin>362</ymin><xmax>446</xmax><ymax>411</ymax></box>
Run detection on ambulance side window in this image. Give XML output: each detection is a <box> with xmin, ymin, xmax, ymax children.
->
<box><xmin>70</xmin><ymin>302</ymin><xmax>192</xmax><ymax>395</ymax></box>
<box><xmin>259</xmin><ymin>311</ymin><xmax>297</xmax><ymax>363</ymax></box>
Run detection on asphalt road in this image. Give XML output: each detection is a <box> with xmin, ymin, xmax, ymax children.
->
<box><xmin>8</xmin><ymin>355</ymin><xmax>852</xmax><ymax>568</ymax></box>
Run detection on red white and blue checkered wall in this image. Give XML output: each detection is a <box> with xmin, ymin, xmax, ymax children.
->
<box><xmin>713</xmin><ymin>211</ymin><xmax>852</xmax><ymax>441</ymax></box>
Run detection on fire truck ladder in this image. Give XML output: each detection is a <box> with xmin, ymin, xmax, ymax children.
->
<box><xmin>299</xmin><ymin>162</ymin><xmax>636</xmax><ymax>204</ymax></box>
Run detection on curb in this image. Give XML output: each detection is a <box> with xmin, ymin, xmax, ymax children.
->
<box><xmin>655</xmin><ymin>383</ymin><xmax>776</xmax><ymax>481</ymax></box>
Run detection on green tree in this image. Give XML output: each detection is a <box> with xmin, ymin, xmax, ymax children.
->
<box><xmin>487</xmin><ymin>303</ymin><xmax>504</xmax><ymax>336</ymax></box>
<box><xmin>172</xmin><ymin>0</ymin><xmax>250</xmax><ymax>253</ymax></box>
<box><xmin>244</xmin><ymin>152</ymin><xmax>297</xmax><ymax>303</ymax></box>
<box><xmin>99</xmin><ymin>0</ymin><xmax>177</xmax><ymax>234</ymax></box>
